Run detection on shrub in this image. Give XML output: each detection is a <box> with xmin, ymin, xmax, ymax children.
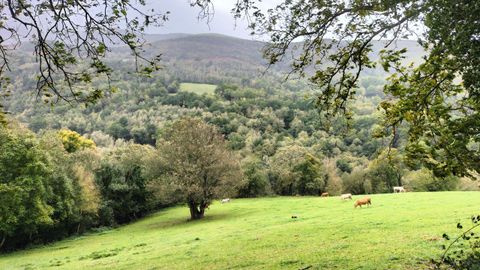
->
<box><xmin>336</xmin><ymin>159</ymin><xmax>352</xmax><ymax>173</ymax></box>
<box><xmin>341</xmin><ymin>166</ymin><xmax>368</xmax><ymax>195</ymax></box>
<box><xmin>324</xmin><ymin>160</ymin><xmax>343</xmax><ymax>196</ymax></box>
<box><xmin>238</xmin><ymin>157</ymin><xmax>271</xmax><ymax>198</ymax></box>
<box><xmin>433</xmin><ymin>216</ymin><xmax>480</xmax><ymax>269</ymax></box>
<box><xmin>58</xmin><ymin>129</ymin><xmax>95</xmax><ymax>153</ymax></box>
<box><xmin>404</xmin><ymin>168</ymin><xmax>459</xmax><ymax>192</ymax></box>
<box><xmin>95</xmin><ymin>143</ymin><xmax>155</xmax><ymax>224</ymax></box>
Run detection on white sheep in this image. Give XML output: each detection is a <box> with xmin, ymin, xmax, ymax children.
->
<box><xmin>221</xmin><ymin>198</ymin><xmax>231</xmax><ymax>204</ymax></box>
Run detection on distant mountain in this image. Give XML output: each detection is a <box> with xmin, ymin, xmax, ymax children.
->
<box><xmin>13</xmin><ymin>33</ymin><xmax>425</xmax><ymax>82</ymax></box>
<box><xmin>146</xmin><ymin>33</ymin><xmax>267</xmax><ymax>66</ymax></box>
<box><xmin>138</xmin><ymin>33</ymin><xmax>425</xmax><ymax>74</ymax></box>
<box><xmin>143</xmin><ymin>33</ymin><xmax>192</xmax><ymax>42</ymax></box>
<box><xmin>133</xmin><ymin>33</ymin><xmax>276</xmax><ymax>85</ymax></box>
<box><xmin>7</xmin><ymin>33</ymin><xmax>426</xmax><ymax>93</ymax></box>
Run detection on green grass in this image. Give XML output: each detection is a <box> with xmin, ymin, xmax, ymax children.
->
<box><xmin>179</xmin><ymin>83</ymin><xmax>216</xmax><ymax>95</ymax></box>
<box><xmin>1</xmin><ymin>192</ymin><xmax>480</xmax><ymax>269</ymax></box>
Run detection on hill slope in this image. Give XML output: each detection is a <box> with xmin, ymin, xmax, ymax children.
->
<box><xmin>142</xmin><ymin>33</ymin><xmax>424</xmax><ymax>67</ymax></box>
<box><xmin>1</xmin><ymin>192</ymin><xmax>478</xmax><ymax>270</ymax></box>
<box><xmin>5</xmin><ymin>33</ymin><xmax>425</xmax><ymax>91</ymax></box>
<box><xmin>118</xmin><ymin>33</ymin><xmax>425</xmax><ymax>84</ymax></box>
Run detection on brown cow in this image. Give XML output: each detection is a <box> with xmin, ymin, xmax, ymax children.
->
<box><xmin>354</xmin><ymin>197</ymin><xmax>371</xmax><ymax>208</ymax></box>
<box><xmin>321</xmin><ymin>192</ymin><xmax>329</xmax><ymax>197</ymax></box>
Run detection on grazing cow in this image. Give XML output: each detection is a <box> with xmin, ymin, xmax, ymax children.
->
<box><xmin>321</xmin><ymin>192</ymin><xmax>329</xmax><ymax>197</ymax></box>
<box><xmin>354</xmin><ymin>197</ymin><xmax>371</xmax><ymax>208</ymax></box>
<box><xmin>393</xmin><ymin>186</ymin><xmax>406</xmax><ymax>193</ymax></box>
<box><xmin>221</xmin><ymin>198</ymin><xmax>230</xmax><ymax>204</ymax></box>
<box><xmin>340</xmin><ymin>193</ymin><xmax>352</xmax><ymax>200</ymax></box>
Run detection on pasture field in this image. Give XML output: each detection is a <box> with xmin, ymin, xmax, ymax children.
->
<box><xmin>1</xmin><ymin>192</ymin><xmax>479</xmax><ymax>270</ymax></box>
<box><xmin>179</xmin><ymin>83</ymin><xmax>217</xmax><ymax>95</ymax></box>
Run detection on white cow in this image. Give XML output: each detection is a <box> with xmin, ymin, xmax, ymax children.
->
<box><xmin>221</xmin><ymin>198</ymin><xmax>231</xmax><ymax>204</ymax></box>
<box><xmin>393</xmin><ymin>186</ymin><xmax>406</xmax><ymax>193</ymax></box>
<box><xmin>340</xmin><ymin>193</ymin><xmax>353</xmax><ymax>200</ymax></box>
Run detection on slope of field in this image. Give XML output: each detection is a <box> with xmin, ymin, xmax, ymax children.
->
<box><xmin>180</xmin><ymin>83</ymin><xmax>217</xmax><ymax>95</ymax></box>
<box><xmin>1</xmin><ymin>192</ymin><xmax>479</xmax><ymax>270</ymax></box>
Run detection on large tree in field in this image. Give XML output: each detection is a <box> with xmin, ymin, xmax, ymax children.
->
<box><xmin>158</xmin><ymin>118</ymin><xmax>243</xmax><ymax>220</ymax></box>
<box><xmin>231</xmin><ymin>0</ymin><xmax>480</xmax><ymax>178</ymax></box>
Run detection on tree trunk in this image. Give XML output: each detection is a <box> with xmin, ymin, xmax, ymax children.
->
<box><xmin>198</xmin><ymin>204</ymin><xmax>205</xmax><ymax>218</ymax></box>
<box><xmin>396</xmin><ymin>170</ymin><xmax>403</xmax><ymax>186</ymax></box>
<box><xmin>197</xmin><ymin>207</ymin><xmax>205</xmax><ymax>219</ymax></box>
<box><xmin>392</xmin><ymin>129</ymin><xmax>400</xmax><ymax>148</ymax></box>
<box><xmin>188</xmin><ymin>201</ymin><xmax>205</xmax><ymax>220</ymax></box>
<box><xmin>0</xmin><ymin>234</ymin><xmax>5</xmax><ymax>250</ymax></box>
<box><xmin>188</xmin><ymin>202</ymin><xmax>196</xmax><ymax>219</ymax></box>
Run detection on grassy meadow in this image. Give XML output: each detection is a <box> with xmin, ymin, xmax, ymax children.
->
<box><xmin>1</xmin><ymin>192</ymin><xmax>479</xmax><ymax>270</ymax></box>
<box><xmin>179</xmin><ymin>83</ymin><xmax>217</xmax><ymax>95</ymax></box>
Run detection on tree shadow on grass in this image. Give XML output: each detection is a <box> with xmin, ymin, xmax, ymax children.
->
<box><xmin>146</xmin><ymin>211</ymin><xmax>248</xmax><ymax>231</ymax></box>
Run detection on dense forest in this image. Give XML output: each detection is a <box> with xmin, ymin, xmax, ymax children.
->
<box><xmin>0</xmin><ymin>34</ymin><xmax>477</xmax><ymax>251</ymax></box>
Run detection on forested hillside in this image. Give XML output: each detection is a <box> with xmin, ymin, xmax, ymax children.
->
<box><xmin>1</xmin><ymin>33</ymin><xmax>476</xmax><ymax>251</ymax></box>
<box><xmin>2</xmin><ymin>33</ymin><xmax>474</xmax><ymax>196</ymax></box>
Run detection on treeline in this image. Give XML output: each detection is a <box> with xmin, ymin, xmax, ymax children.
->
<box><xmin>5</xmin><ymin>76</ymin><xmax>475</xmax><ymax>199</ymax></box>
<box><xmin>1</xmin><ymin>125</ymin><xmax>100</xmax><ymax>251</ymax></box>
<box><xmin>0</xmin><ymin>125</ymin><xmax>160</xmax><ymax>251</ymax></box>
<box><xmin>0</xmin><ymin>117</ymin><xmax>247</xmax><ymax>251</ymax></box>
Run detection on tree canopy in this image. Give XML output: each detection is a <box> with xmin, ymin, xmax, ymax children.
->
<box><xmin>157</xmin><ymin>118</ymin><xmax>243</xmax><ymax>220</ymax></box>
<box><xmin>0</xmin><ymin>0</ymin><xmax>212</xmax><ymax>106</ymax></box>
<box><xmin>232</xmin><ymin>0</ymin><xmax>480</xmax><ymax>177</ymax></box>
<box><xmin>0</xmin><ymin>0</ymin><xmax>478</xmax><ymax>177</ymax></box>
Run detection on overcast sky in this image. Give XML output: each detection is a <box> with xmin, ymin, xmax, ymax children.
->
<box><xmin>146</xmin><ymin>1</ymin><xmax>270</xmax><ymax>40</ymax></box>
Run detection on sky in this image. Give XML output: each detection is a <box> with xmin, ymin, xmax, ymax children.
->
<box><xmin>146</xmin><ymin>1</ymin><xmax>268</xmax><ymax>40</ymax></box>
<box><xmin>145</xmin><ymin>1</ymin><xmax>423</xmax><ymax>41</ymax></box>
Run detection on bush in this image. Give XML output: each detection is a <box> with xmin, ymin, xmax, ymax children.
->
<box><xmin>433</xmin><ymin>216</ymin><xmax>480</xmax><ymax>269</ymax></box>
<box><xmin>366</xmin><ymin>149</ymin><xmax>404</xmax><ymax>193</ymax></box>
<box><xmin>336</xmin><ymin>159</ymin><xmax>352</xmax><ymax>173</ymax></box>
<box><xmin>270</xmin><ymin>145</ymin><xmax>326</xmax><ymax>196</ymax></box>
<box><xmin>95</xmin><ymin>143</ymin><xmax>156</xmax><ymax>225</ymax></box>
<box><xmin>324</xmin><ymin>160</ymin><xmax>343</xmax><ymax>196</ymax></box>
<box><xmin>341</xmin><ymin>166</ymin><xmax>368</xmax><ymax>195</ymax></box>
<box><xmin>238</xmin><ymin>157</ymin><xmax>271</xmax><ymax>197</ymax></box>
<box><xmin>404</xmin><ymin>168</ymin><xmax>459</xmax><ymax>192</ymax></box>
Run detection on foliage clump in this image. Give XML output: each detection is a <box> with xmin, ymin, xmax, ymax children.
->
<box><xmin>433</xmin><ymin>216</ymin><xmax>480</xmax><ymax>269</ymax></box>
<box><xmin>58</xmin><ymin>129</ymin><xmax>96</xmax><ymax>153</ymax></box>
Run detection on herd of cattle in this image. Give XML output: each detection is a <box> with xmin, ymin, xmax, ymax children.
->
<box><xmin>322</xmin><ymin>192</ymin><xmax>372</xmax><ymax>208</ymax></box>
<box><xmin>321</xmin><ymin>186</ymin><xmax>407</xmax><ymax>208</ymax></box>
<box><xmin>220</xmin><ymin>186</ymin><xmax>407</xmax><ymax>209</ymax></box>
